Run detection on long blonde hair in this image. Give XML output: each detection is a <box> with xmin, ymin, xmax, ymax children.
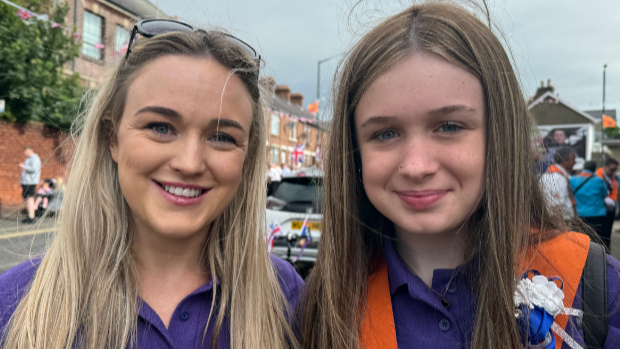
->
<box><xmin>3</xmin><ymin>30</ymin><xmax>297</xmax><ymax>349</ymax></box>
<box><xmin>299</xmin><ymin>3</ymin><xmax>565</xmax><ymax>348</ymax></box>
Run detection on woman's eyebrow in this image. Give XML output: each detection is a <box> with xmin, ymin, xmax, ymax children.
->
<box><xmin>134</xmin><ymin>106</ymin><xmax>181</xmax><ymax>119</ymax></box>
<box><xmin>208</xmin><ymin>118</ymin><xmax>245</xmax><ymax>132</ymax></box>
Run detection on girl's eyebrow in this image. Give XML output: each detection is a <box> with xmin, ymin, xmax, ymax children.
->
<box><xmin>360</xmin><ymin>105</ymin><xmax>477</xmax><ymax>128</ymax></box>
<box><xmin>360</xmin><ymin>115</ymin><xmax>396</xmax><ymax>128</ymax></box>
<box><xmin>428</xmin><ymin>105</ymin><xmax>476</xmax><ymax>116</ymax></box>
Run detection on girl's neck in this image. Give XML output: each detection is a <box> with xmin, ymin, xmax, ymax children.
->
<box><xmin>393</xmin><ymin>225</ymin><xmax>467</xmax><ymax>288</ymax></box>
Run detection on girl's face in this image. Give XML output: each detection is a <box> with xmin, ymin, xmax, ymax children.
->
<box><xmin>354</xmin><ymin>52</ymin><xmax>486</xmax><ymax>238</ymax></box>
<box><xmin>111</xmin><ymin>55</ymin><xmax>253</xmax><ymax>240</ymax></box>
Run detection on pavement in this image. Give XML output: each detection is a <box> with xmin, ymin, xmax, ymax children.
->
<box><xmin>1</xmin><ymin>216</ymin><xmax>620</xmax><ymax>275</ymax></box>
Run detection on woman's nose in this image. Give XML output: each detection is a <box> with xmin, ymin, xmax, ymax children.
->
<box><xmin>169</xmin><ymin>136</ymin><xmax>207</xmax><ymax>176</ymax></box>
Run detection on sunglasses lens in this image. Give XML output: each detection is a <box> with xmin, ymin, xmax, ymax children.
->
<box><xmin>224</xmin><ymin>34</ymin><xmax>259</xmax><ymax>60</ymax></box>
<box><xmin>140</xmin><ymin>20</ymin><xmax>193</xmax><ymax>36</ymax></box>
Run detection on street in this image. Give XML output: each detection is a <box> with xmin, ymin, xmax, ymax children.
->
<box><xmin>0</xmin><ymin>217</ymin><xmax>54</xmax><ymax>274</ymax></box>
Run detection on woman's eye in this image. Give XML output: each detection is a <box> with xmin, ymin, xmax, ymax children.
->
<box><xmin>438</xmin><ymin>122</ymin><xmax>464</xmax><ymax>133</ymax></box>
<box><xmin>212</xmin><ymin>133</ymin><xmax>237</xmax><ymax>145</ymax></box>
<box><xmin>147</xmin><ymin>122</ymin><xmax>172</xmax><ymax>136</ymax></box>
<box><xmin>374</xmin><ymin>129</ymin><xmax>398</xmax><ymax>142</ymax></box>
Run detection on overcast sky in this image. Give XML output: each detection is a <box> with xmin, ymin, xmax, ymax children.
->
<box><xmin>157</xmin><ymin>0</ymin><xmax>620</xmax><ymax>117</ymax></box>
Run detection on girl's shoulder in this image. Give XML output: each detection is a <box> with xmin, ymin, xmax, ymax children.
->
<box><xmin>269</xmin><ymin>255</ymin><xmax>304</xmax><ymax>309</ymax></box>
<box><xmin>0</xmin><ymin>258</ymin><xmax>42</xmax><ymax>332</ymax></box>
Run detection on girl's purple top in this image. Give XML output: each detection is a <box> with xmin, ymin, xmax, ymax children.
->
<box><xmin>383</xmin><ymin>239</ymin><xmax>620</xmax><ymax>348</ymax></box>
<box><xmin>0</xmin><ymin>255</ymin><xmax>303</xmax><ymax>348</ymax></box>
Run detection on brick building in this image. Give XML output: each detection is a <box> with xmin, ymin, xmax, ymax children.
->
<box><xmin>267</xmin><ymin>85</ymin><xmax>324</xmax><ymax>168</ymax></box>
<box><xmin>63</xmin><ymin>0</ymin><xmax>169</xmax><ymax>88</ymax></box>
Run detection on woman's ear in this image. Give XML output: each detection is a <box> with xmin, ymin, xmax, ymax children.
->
<box><xmin>110</xmin><ymin>142</ymin><xmax>118</xmax><ymax>163</ymax></box>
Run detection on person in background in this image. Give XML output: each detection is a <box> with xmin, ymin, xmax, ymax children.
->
<box><xmin>282</xmin><ymin>162</ymin><xmax>291</xmax><ymax>177</ymax></box>
<box><xmin>267</xmin><ymin>163</ymin><xmax>282</xmax><ymax>195</ymax></box>
<box><xmin>539</xmin><ymin>146</ymin><xmax>576</xmax><ymax>220</ymax></box>
<box><xmin>596</xmin><ymin>157</ymin><xmax>619</xmax><ymax>250</ymax></box>
<box><xmin>34</xmin><ymin>179</ymin><xmax>54</xmax><ymax>214</ymax></box>
<box><xmin>571</xmin><ymin>161</ymin><xmax>608</xmax><ymax>242</ymax></box>
<box><xmin>18</xmin><ymin>145</ymin><xmax>41</xmax><ymax>224</ymax></box>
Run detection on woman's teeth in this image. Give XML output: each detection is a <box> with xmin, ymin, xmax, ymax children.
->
<box><xmin>163</xmin><ymin>185</ymin><xmax>203</xmax><ymax>198</ymax></box>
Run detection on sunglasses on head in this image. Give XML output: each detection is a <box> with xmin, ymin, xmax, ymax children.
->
<box><xmin>124</xmin><ymin>19</ymin><xmax>261</xmax><ymax>66</ymax></box>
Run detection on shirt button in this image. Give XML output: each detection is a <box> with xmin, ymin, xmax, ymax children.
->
<box><xmin>179</xmin><ymin>310</ymin><xmax>190</xmax><ymax>321</ymax></box>
<box><xmin>447</xmin><ymin>283</ymin><xmax>457</xmax><ymax>294</ymax></box>
<box><xmin>439</xmin><ymin>319</ymin><xmax>451</xmax><ymax>331</ymax></box>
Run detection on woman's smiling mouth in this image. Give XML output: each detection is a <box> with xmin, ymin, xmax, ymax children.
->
<box><xmin>153</xmin><ymin>180</ymin><xmax>210</xmax><ymax>206</ymax></box>
<box><xmin>394</xmin><ymin>190</ymin><xmax>449</xmax><ymax>210</ymax></box>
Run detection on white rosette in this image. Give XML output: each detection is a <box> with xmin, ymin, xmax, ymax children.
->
<box><xmin>514</xmin><ymin>275</ymin><xmax>565</xmax><ymax>317</ymax></box>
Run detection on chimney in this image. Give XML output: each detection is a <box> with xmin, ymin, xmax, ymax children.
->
<box><xmin>290</xmin><ymin>93</ymin><xmax>303</xmax><ymax>107</ymax></box>
<box><xmin>532</xmin><ymin>79</ymin><xmax>555</xmax><ymax>101</ymax></box>
<box><xmin>275</xmin><ymin>85</ymin><xmax>291</xmax><ymax>101</ymax></box>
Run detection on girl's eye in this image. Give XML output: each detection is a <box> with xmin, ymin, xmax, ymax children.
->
<box><xmin>147</xmin><ymin>122</ymin><xmax>173</xmax><ymax>136</ymax></box>
<box><xmin>211</xmin><ymin>133</ymin><xmax>237</xmax><ymax>145</ymax></box>
<box><xmin>438</xmin><ymin>122</ymin><xmax>464</xmax><ymax>134</ymax></box>
<box><xmin>373</xmin><ymin>129</ymin><xmax>398</xmax><ymax>142</ymax></box>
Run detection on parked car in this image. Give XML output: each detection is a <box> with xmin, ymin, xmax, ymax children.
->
<box><xmin>266</xmin><ymin>167</ymin><xmax>323</xmax><ymax>278</ymax></box>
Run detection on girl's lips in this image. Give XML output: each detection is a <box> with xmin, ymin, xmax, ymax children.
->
<box><xmin>395</xmin><ymin>190</ymin><xmax>449</xmax><ymax>210</ymax></box>
<box><xmin>153</xmin><ymin>180</ymin><xmax>209</xmax><ymax>207</ymax></box>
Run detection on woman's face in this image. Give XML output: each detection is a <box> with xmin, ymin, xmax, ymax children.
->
<box><xmin>354</xmin><ymin>52</ymin><xmax>486</xmax><ymax>237</ymax></box>
<box><xmin>110</xmin><ymin>55</ymin><xmax>253</xmax><ymax>240</ymax></box>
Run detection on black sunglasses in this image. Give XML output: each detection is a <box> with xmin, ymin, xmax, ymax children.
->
<box><xmin>124</xmin><ymin>19</ymin><xmax>261</xmax><ymax>64</ymax></box>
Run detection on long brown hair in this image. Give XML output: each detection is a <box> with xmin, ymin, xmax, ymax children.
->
<box><xmin>299</xmin><ymin>3</ymin><xmax>566</xmax><ymax>348</ymax></box>
<box><xmin>3</xmin><ymin>30</ymin><xmax>297</xmax><ymax>349</ymax></box>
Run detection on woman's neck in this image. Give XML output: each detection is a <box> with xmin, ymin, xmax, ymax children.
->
<box><xmin>393</xmin><ymin>225</ymin><xmax>467</xmax><ymax>288</ymax></box>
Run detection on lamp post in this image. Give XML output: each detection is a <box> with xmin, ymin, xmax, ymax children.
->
<box><xmin>316</xmin><ymin>53</ymin><xmax>343</xmax><ymax>120</ymax></box>
<box><xmin>603</xmin><ymin>64</ymin><xmax>608</xmax><ymax>117</ymax></box>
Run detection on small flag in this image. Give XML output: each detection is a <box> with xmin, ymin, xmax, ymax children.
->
<box><xmin>603</xmin><ymin>115</ymin><xmax>616</xmax><ymax>128</ymax></box>
<box><xmin>267</xmin><ymin>221</ymin><xmax>282</xmax><ymax>252</ymax></box>
<box><xmin>292</xmin><ymin>144</ymin><xmax>305</xmax><ymax>164</ymax></box>
<box><xmin>308</xmin><ymin>100</ymin><xmax>319</xmax><ymax>114</ymax></box>
<box><xmin>315</xmin><ymin>146</ymin><xmax>322</xmax><ymax>161</ymax></box>
<box><xmin>51</xmin><ymin>22</ymin><xmax>61</xmax><ymax>28</ymax></box>
<box><xmin>16</xmin><ymin>8</ymin><xmax>34</xmax><ymax>20</ymax></box>
<box><xmin>294</xmin><ymin>216</ymin><xmax>312</xmax><ymax>262</ymax></box>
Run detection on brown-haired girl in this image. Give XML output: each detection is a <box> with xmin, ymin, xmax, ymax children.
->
<box><xmin>299</xmin><ymin>3</ymin><xmax>620</xmax><ymax>349</ymax></box>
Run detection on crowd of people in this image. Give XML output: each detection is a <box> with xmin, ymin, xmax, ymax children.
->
<box><xmin>539</xmin><ymin>146</ymin><xmax>619</xmax><ymax>249</ymax></box>
<box><xmin>1</xmin><ymin>3</ymin><xmax>619</xmax><ymax>349</ymax></box>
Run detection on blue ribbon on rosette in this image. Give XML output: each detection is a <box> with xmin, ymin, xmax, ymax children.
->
<box><xmin>517</xmin><ymin>305</ymin><xmax>555</xmax><ymax>348</ymax></box>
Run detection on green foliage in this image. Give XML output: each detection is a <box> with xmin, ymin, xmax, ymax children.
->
<box><xmin>604</xmin><ymin>126</ymin><xmax>620</xmax><ymax>139</ymax></box>
<box><xmin>0</xmin><ymin>1</ymin><xmax>85</xmax><ymax>129</ymax></box>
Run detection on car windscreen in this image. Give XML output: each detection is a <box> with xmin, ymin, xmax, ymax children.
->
<box><xmin>273</xmin><ymin>177</ymin><xmax>323</xmax><ymax>213</ymax></box>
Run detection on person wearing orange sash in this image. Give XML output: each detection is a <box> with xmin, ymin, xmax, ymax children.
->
<box><xmin>540</xmin><ymin>146</ymin><xmax>577</xmax><ymax>220</ymax></box>
<box><xmin>297</xmin><ymin>3</ymin><xmax>620</xmax><ymax>349</ymax></box>
<box><xmin>596</xmin><ymin>158</ymin><xmax>619</xmax><ymax>249</ymax></box>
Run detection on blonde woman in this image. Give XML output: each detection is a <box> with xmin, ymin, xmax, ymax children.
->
<box><xmin>0</xmin><ymin>20</ymin><xmax>302</xmax><ymax>348</ymax></box>
<box><xmin>299</xmin><ymin>3</ymin><xmax>620</xmax><ymax>349</ymax></box>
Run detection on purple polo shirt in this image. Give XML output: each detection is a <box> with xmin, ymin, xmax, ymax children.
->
<box><xmin>384</xmin><ymin>239</ymin><xmax>620</xmax><ymax>348</ymax></box>
<box><xmin>0</xmin><ymin>255</ymin><xmax>303</xmax><ymax>348</ymax></box>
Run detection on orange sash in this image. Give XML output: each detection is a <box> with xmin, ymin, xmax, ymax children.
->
<box><xmin>360</xmin><ymin>232</ymin><xmax>591</xmax><ymax>349</ymax></box>
<box><xmin>596</xmin><ymin>167</ymin><xmax>618</xmax><ymax>201</ymax></box>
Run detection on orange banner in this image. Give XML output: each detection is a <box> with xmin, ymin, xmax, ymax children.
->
<box><xmin>308</xmin><ymin>100</ymin><xmax>319</xmax><ymax>114</ymax></box>
<box><xmin>603</xmin><ymin>114</ymin><xmax>616</xmax><ymax>128</ymax></box>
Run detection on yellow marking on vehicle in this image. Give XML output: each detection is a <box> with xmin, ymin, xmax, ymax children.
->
<box><xmin>0</xmin><ymin>228</ymin><xmax>55</xmax><ymax>240</ymax></box>
<box><xmin>291</xmin><ymin>221</ymin><xmax>321</xmax><ymax>231</ymax></box>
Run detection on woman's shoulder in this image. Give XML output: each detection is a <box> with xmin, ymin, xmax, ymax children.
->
<box><xmin>0</xmin><ymin>257</ymin><xmax>42</xmax><ymax>331</ymax></box>
<box><xmin>269</xmin><ymin>255</ymin><xmax>304</xmax><ymax>309</ymax></box>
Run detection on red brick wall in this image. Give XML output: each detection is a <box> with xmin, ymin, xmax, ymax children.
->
<box><xmin>0</xmin><ymin>121</ymin><xmax>74</xmax><ymax>207</ymax></box>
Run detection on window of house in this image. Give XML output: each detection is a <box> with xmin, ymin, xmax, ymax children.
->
<box><xmin>271</xmin><ymin>113</ymin><xmax>280</xmax><ymax>136</ymax></box>
<box><xmin>270</xmin><ymin>146</ymin><xmax>279</xmax><ymax>165</ymax></box>
<box><xmin>82</xmin><ymin>11</ymin><xmax>103</xmax><ymax>59</ymax></box>
<box><xmin>289</xmin><ymin>121</ymin><xmax>297</xmax><ymax>141</ymax></box>
<box><xmin>115</xmin><ymin>25</ymin><xmax>130</xmax><ymax>53</ymax></box>
<box><xmin>280</xmin><ymin>150</ymin><xmax>286</xmax><ymax>165</ymax></box>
